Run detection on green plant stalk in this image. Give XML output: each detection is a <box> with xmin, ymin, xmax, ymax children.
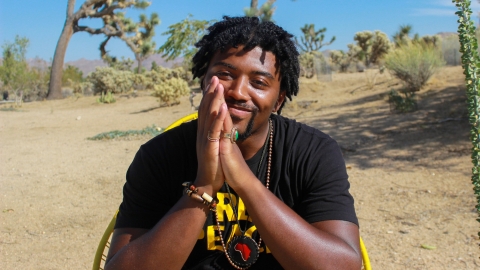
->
<box><xmin>454</xmin><ymin>0</ymin><xmax>480</xmax><ymax>236</ymax></box>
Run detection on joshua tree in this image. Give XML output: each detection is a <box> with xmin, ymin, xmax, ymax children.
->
<box><xmin>353</xmin><ymin>30</ymin><xmax>391</xmax><ymax>68</ymax></box>
<box><xmin>100</xmin><ymin>12</ymin><xmax>160</xmax><ymax>73</ymax></box>
<box><xmin>244</xmin><ymin>0</ymin><xmax>277</xmax><ymax>22</ymax></box>
<box><xmin>393</xmin><ymin>24</ymin><xmax>413</xmax><ymax>46</ymax></box>
<box><xmin>393</xmin><ymin>24</ymin><xmax>439</xmax><ymax>48</ymax></box>
<box><xmin>296</xmin><ymin>24</ymin><xmax>336</xmax><ymax>53</ymax></box>
<box><xmin>330</xmin><ymin>44</ymin><xmax>361</xmax><ymax>72</ymax></box>
<box><xmin>48</xmin><ymin>0</ymin><xmax>152</xmax><ymax>99</ymax></box>
<box><xmin>295</xmin><ymin>24</ymin><xmax>335</xmax><ymax>78</ymax></box>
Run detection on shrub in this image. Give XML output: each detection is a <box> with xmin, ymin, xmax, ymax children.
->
<box><xmin>0</xmin><ymin>36</ymin><xmax>49</xmax><ymax>103</ymax></box>
<box><xmin>73</xmin><ymin>81</ymin><xmax>93</xmax><ymax>95</ymax></box>
<box><xmin>62</xmin><ymin>65</ymin><xmax>84</xmax><ymax>87</ymax></box>
<box><xmin>143</xmin><ymin>66</ymin><xmax>190</xmax><ymax>106</ymax></box>
<box><xmin>388</xmin><ymin>89</ymin><xmax>417</xmax><ymax>113</ymax></box>
<box><xmin>385</xmin><ymin>42</ymin><xmax>444</xmax><ymax>93</ymax></box>
<box><xmin>87</xmin><ymin>67</ymin><xmax>135</xmax><ymax>95</ymax></box>
<box><xmin>87</xmin><ymin>125</ymin><xmax>162</xmax><ymax>140</ymax></box>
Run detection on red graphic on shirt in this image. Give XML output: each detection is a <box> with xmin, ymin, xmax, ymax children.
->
<box><xmin>234</xmin><ymin>242</ymin><xmax>251</xmax><ymax>261</ymax></box>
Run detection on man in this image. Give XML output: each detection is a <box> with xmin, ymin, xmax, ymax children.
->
<box><xmin>105</xmin><ymin>16</ymin><xmax>360</xmax><ymax>269</ymax></box>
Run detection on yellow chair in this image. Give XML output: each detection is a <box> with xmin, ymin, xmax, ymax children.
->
<box><xmin>93</xmin><ymin>113</ymin><xmax>198</xmax><ymax>270</ymax></box>
<box><xmin>92</xmin><ymin>112</ymin><xmax>371</xmax><ymax>270</ymax></box>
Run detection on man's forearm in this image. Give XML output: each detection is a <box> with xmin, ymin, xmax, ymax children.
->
<box><xmin>105</xmin><ymin>195</ymin><xmax>210</xmax><ymax>270</ymax></box>
<box><xmin>236</xmin><ymin>178</ymin><xmax>362</xmax><ymax>270</ymax></box>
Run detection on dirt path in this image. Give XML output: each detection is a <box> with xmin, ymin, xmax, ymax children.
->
<box><xmin>1</xmin><ymin>66</ymin><xmax>479</xmax><ymax>269</ymax></box>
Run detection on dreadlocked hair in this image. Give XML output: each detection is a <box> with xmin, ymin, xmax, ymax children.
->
<box><xmin>191</xmin><ymin>16</ymin><xmax>299</xmax><ymax>114</ymax></box>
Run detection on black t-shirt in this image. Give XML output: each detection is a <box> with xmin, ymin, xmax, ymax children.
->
<box><xmin>116</xmin><ymin>114</ymin><xmax>358</xmax><ymax>269</ymax></box>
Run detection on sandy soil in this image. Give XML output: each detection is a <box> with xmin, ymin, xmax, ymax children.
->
<box><xmin>1</xmin><ymin>66</ymin><xmax>479</xmax><ymax>269</ymax></box>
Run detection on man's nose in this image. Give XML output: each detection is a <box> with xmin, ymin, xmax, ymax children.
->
<box><xmin>225</xmin><ymin>76</ymin><xmax>249</xmax><ymax>101</ymax></box>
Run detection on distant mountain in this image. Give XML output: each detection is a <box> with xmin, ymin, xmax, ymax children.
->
<box><xmin>64</xmin><ymin>54</ymin><xmax>183</xmax><ymax>76</ymax></box>
<box><xmin>27</xmin><ymin>57</ymin><xmax>50</xmax><ymax>71</ymax></box>
<box><xmin>436</xmin><ymin>32</ymin><xmax>458</xmax><ymax>38</ymax></box>
<box><xmin>65</xmin><ymin>58</ymin><xmax>106</xmax><ymax>75</ymax></box>
<box><xmin>21</xmin><ymin>54</ymin><xmax>183</xmax><ymax>77</ymax></box>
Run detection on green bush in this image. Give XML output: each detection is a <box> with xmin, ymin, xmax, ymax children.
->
<box><xmin>87</xmin><ymin>67</ymin><xmax>135</xmax><ymax>95</ymax></box>
<box><xmin>144</xmin><ymin>66</ymin><xmax>190</xmax><ymax>106</ymax></box>
<box><xmin>87</xmin><ymin>125</ymin><xmax>162</xmax><ymax>140</ymax></box>
<box><xmin>0</xmin><ymin>36</ymin><xmax>49</xmax><ymax>102</ymax></box>
<box><xmin>62</xmin><ymin>65</ymin><xmax>84</xmax><ymax>87</ymax></box>
<box><xmin>388</xmin><ymin>89</ymin><xmax>417</xmax><ymax>113</ymax></box>
<box><xmin>73</xmin><ymin>81</ymin><xmax>93</xmax><ymax>95</ymax></box>
<box><xmin>385</xmin><ymin>42</ymin><xmax>444</xmax><ymax>93</ymax></box>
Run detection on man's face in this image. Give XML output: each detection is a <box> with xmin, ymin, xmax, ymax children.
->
<box><xmin>203</xmin><ymin>46</ymin><xmax>285</xmax><ymax>140</ymax></box>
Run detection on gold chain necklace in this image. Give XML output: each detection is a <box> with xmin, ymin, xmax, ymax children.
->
<box><xmin>214</xmin><ymin>119</ymin><xmax>273</xmax><ymax>269</ymax></box>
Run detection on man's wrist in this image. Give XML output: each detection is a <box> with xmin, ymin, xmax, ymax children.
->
<box><xmin>183</xmin><ymin>182</ymin><xmax>218</xmax><ymax>211</ymax></box>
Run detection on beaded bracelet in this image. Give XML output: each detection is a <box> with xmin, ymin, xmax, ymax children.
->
<box><xmin>182</xmin><ymin>182</ymin><xmax>217</xmax><ymax>210</ymax></box>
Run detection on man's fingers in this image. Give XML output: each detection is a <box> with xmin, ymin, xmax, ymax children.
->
<box><xmin>197</xmin><ymin>76</ymin><xmax>218</xmax><ymax>131</ymax></box>
<box><xmin>207</xmin><ymin>101</ymin><xmax>228</xmax><ymax>144</ymax></box>
<box><xmin>219</xmin><ymin>104</ymin><xmax>235</xmax><ymax>151</ymax></box>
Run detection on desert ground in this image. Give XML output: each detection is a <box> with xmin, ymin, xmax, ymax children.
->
<box><xmin>1</xmin><ymin>65</ymin><xmax>479</xmax><ymax>269</ymax></box>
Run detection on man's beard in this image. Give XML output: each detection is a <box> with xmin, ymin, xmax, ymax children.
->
<box><xmin>237</xmin><ymin>110</ymin><xmax>257</xmax><ymax>141</ymax></box>
<box><xmin>227</xmin><ymin>100</ymin><xmax>259</xmax><ymax>141</ymax></box>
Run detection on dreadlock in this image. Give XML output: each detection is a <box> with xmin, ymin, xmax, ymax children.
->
<box><xmin>191</xmin><ymin>16</ymin><xmax>299</xmax><ymax>114</ymax></box>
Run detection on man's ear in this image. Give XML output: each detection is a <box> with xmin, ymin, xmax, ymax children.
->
<box><xmin>273</xmin><ymin>91</ymin><xmax>286</xmax><ymax>113</ymax></box>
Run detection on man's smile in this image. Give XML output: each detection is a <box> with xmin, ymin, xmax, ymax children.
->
<box><xmin>226</xmin><ymin>101</ymin><xmax>258</xmax><ymax>120</ymax></box>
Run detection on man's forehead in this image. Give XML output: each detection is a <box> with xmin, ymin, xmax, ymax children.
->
<box><xmin>210</xmin><ymin>46</ymin><xmax>280</xmax><ymax>72</ymax></box>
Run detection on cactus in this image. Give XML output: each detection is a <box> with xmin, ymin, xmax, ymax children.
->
<box><xmin>453</xmin><ymin>0</ymin><xmax>480</xmax><ymax>238</ymax></box>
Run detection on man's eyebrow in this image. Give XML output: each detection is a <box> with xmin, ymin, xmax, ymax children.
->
<box><xmin>212</xmin><ymin>61</ymin><xmax>275</xmax><ymax>79</ymax></box>
<box><xmin>212</xmin><ymin>61</ymin><xmax>237</xmax><ymax>70</ymax></box>
<box><xmin>252</xmin><ymin>70</ymin><xmax>274</xmax><ymax>79</ymax></box>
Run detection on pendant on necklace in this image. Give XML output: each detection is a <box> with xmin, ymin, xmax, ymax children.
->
<box><xmin>227</xmin><ymin>235</ymin><xmax>260</xmax><ymax>268</ymax></box>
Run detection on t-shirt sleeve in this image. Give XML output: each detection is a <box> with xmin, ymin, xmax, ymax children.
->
<box><xmin>293</xmin><ymin>136</ymin><xmax>358</xmax><ymax>226</ymax></box>
<box><xmin>115</xmin><ymin>123</ymin><xmax>196</xmax><ymax>229</ymax></box>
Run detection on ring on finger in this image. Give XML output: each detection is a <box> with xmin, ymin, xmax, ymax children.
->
<box><xmin>207</xmin><ymin>131</ymin><xmax>220</xmax><ymax>142</ymax></box>
<box><xmin>222</xmin><ymin>127</ymin><xmax>238</xmax><ymax>144</ymax></box>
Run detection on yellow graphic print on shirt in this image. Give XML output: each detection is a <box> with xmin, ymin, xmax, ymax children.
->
<box><xmin>198</xmin><ymin>191</ymin><xmax>271</xmax><ymax>254</ymax></box>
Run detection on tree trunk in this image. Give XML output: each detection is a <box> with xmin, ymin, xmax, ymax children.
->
<box><xmin>47</xmin><ymin>0</ymin><xmax>76</xmax><ymax>100</ymax></box>
<box><xmin>136</xmin><ymin>55</ymin><xmax>142</xmax><ymax>74</ymax></box>
<box><xmin>251</xmin><ymin>0</ymin><xmax>258</xmax><ymax>9</ymax></box>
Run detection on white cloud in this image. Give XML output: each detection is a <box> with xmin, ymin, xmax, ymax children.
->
<box><xmin>435</xmin><ymin>0</ymin><xmax>480</xmax><ymax>8</ymax></box>
<box><xmin>413</xmin><ymin>8</ymin><xmax>456</xmax><ymax>16</ymax></box>
<box><xmin>412</xmin><ymin>1</ymin><xmax>480</xmax><ymax>16</ymax></box>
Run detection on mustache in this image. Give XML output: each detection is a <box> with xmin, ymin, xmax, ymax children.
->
<box><xmin>225</xmin><ymin>99</ymin><xmax>259</xmax><ymax>112</ymax></box>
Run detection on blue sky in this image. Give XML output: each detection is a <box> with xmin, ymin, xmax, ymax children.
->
<box><xmin>0</xmin><ymin>0</ymin><xmax>479</xmax><ymax>62</ymax></box>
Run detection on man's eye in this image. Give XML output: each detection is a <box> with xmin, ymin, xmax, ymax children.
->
<box><xmin>216</xmin><ymin>72</ymin><xmax>230</xmax><ymax>77</ymax></box>
<box><xmin>252</xmin><ymin>80</ymin><xmax>267</xmax><ymax>87</ymax></box>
